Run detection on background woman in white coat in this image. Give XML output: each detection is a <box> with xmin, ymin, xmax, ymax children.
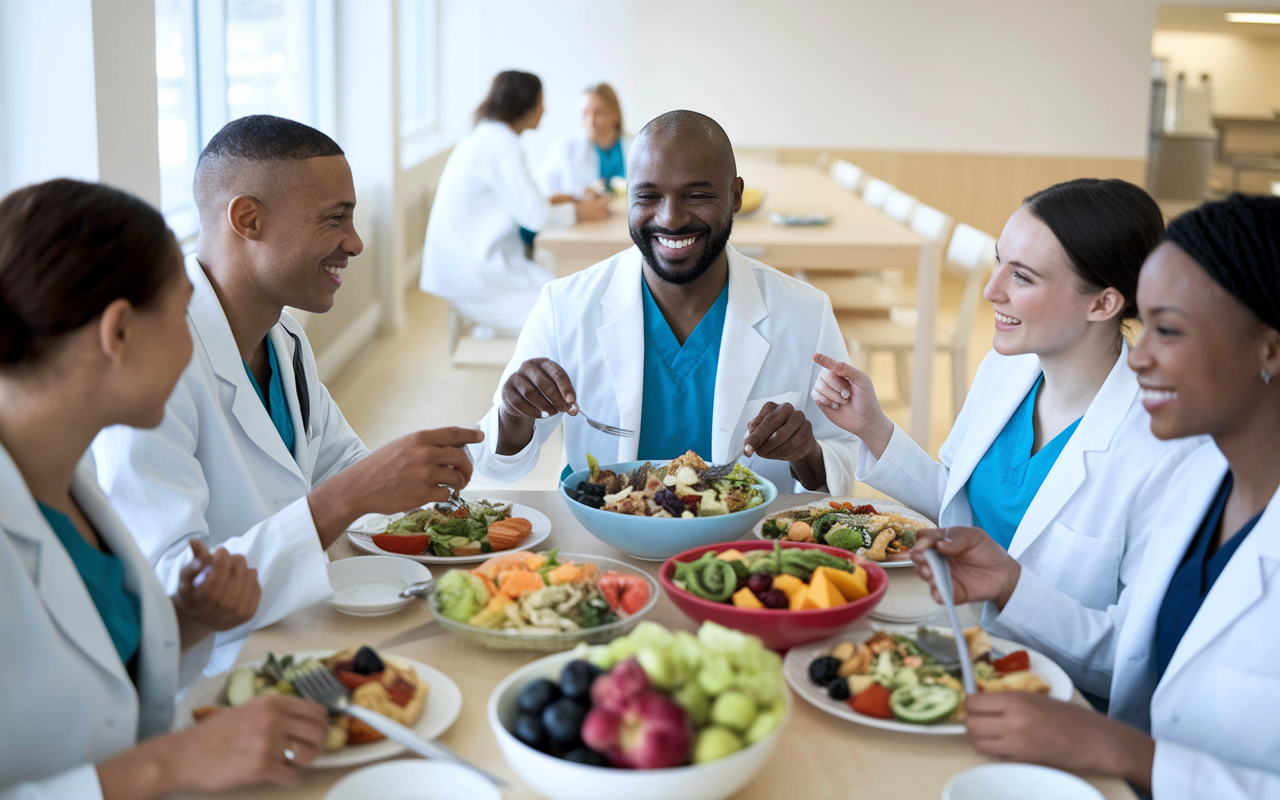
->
<box><xmin>910</xmin><ymin>194</ymin><xmax>1280</xmax><ymax>799</ymax></box>
<box><xmin>419</xmin><ymin>71</ymin><xmax>609</xmax><ymax>330</ymax></box>
<box><xmin>0</xmin><ymin>179</ymin><xmax>329</xmax><ymax>799</ymax></box>
<box><xmin>538</xmin><ymin>82</ymin><xmax>631</xmax><ymax>198</ymax></box>
<box><xmin>813</xmin><ymin>180</ymin><xmax>1200</xmax><ymax>700</ymax></box>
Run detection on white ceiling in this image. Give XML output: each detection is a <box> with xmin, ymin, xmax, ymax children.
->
<box><xmin>1158</xmin><ymin>4</ymin><xmax>1280</xmax><ymax>38</ymax></box>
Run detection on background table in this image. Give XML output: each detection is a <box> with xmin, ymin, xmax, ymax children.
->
<box><xmin>536</xmin><ymin>163</ymin><xmax>938</xmax><ymax>445</ymax></box>
<box><xmin>186</xmin><ymin>491</ymin><xmax>1137</xmax><ymax>800</ymax></box>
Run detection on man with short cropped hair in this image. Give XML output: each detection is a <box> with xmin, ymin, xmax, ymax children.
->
<box><xmin>94</xmin><ymin>115</ymin><xmax>483</xmax><ymax>673</ymax></box>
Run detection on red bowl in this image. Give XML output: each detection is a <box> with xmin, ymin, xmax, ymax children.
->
<box><xmin>659</xmin><ymin>540</ymin><xmax>888</xmax><ymax>652</ymax></box>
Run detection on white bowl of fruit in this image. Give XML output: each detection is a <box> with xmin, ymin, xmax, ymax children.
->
<box><xmin>487</xmin><ymin>621</ymin><xmax>791</xmax><ymax>800</ymax></box>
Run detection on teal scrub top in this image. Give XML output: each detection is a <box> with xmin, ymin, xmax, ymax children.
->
<box><xmin>38</xmin><ymin>501</ymin><xmax>142</xmax><ymax>669</ymax></box>
<box><xmin>636</xmin><ymin>279</ymin><xmax>729</xmax><ymax>462</ymax></box>
<box><xmin>965</xmin><ymin>376</ymin><xmax>1082</xmax><ymax>550</ymax></box>
<box><xmin>597</xmin><ymin>139</ymin><xmax>625</xmax><ymax>184</ymax></box>
<box><xmin>243</xmin><ymin>335</ymin><xmax>296</xmax><ymax>456</ymax></box>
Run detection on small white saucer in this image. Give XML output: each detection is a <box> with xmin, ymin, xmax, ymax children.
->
<box><xmin>944</xmin><ymin>763</ymin><xmax>1104</xmax><ymax>800</ymax></box>
<box><xmin>325</xmin><ymin>760</ymin><xmax>502</xmax><ymax>800</ymax></box>
<box><xmin>327</xmin><ymin>556</ymin><xmax>432</xmax><ymax>617</ymax></box>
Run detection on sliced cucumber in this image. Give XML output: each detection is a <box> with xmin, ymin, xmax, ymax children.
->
<box><xmin>225</xmin><ymin>667</ymin><xmax>257</xmax><ymax>707</ymax></box>
<box><xmin>889</xmin><ymin>683</ymin><xmax>961</xmax><ymax>724</ymax></box>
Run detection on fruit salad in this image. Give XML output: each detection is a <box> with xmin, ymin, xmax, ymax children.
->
<box><xmin>509</xmin><ymin>621</ymin><xmax>787</xmax><ymax>769</ymax></box>
<box><xmin>565</xmin><ymin>451</ymin><xmax>765</xmax><ymax>517</ymax></box>
<box><xmin>808</xmin><ymin>628</ymin><xmax>1049</xmax><ymax>725</ymax></box>
<box><xmin>433</xmin><ymin>550</ymin><xmax>652</xmax><ymax>634</ymax></box>
<box><xmin>761</xmin><ymin>500</ymin><xmax>932</xmax><ymax>562</ymax></box>
<box><xmin>371</xmin><ymin>498</ymin><xmax>532</xmax><ymax>557</ymax></box>
<box><xmin>672</xmin><ymin>542</ymin><xmax>870</xmax><ymax>610</ymax></box>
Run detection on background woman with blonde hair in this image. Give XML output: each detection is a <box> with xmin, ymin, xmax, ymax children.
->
<box><xmin>539</xmin><ymin>82</ymin><xmax>632</xmax><ymax>198</ymax></box>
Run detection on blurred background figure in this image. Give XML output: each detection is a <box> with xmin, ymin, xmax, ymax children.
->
<box><xmin>539</xmin><ymin>83</ymin><xmax>631</xmax><ymax>199</ymax></box>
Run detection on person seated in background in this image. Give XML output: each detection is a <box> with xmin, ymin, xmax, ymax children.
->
<box><xmin>810</xmin><ymin>180</ymin><xmax>1201</xmax><ymax>704</ymax></box>
<box><xmin>92</xmin><ymin>115</ymin><xmax>483</xmax><ymax>675</ymax></box>
<box><xmin>420</xmin><ymin>71</ymin><xmax>610</xmax><ymax>333</ymax></box>
<box><xmin>538</xmin><ymin>82</ymin><xmax>631</xmax><ymax>199</ymax></box>
<box><xmin>909</xmin><ymin>194</ymin><xmax>1280</xmax><ymax>799</ymax></box>
<box><xmin>470</xmin><ymin>110</ymin><xmax>857</xmax><ymax>491</ymax></box>
<box><xmin>1</xmin><ymin>178</ymin><xmax>329</xmax><ymax>799</ymax></box>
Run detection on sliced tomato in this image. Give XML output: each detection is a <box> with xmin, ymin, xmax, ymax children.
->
<box><xmin>991</xmin><ymin>650</ymin><xmax>1031</xmax><ymax>675</ymax></box>
<box><xmin>334</xmin><ymin>667</ymin><xmax>381</xmax><ymax>692</ymax></box>
<box><xmin>598</xmin><ymin>571</ymin><xmax>651</xmax><ymax>615</ymax></box>
<box><xmin>850</xmin><ymin>504</ymin><xmax>876</xmax><ymax>515</ymax></box>
<box><xmin>848</xmin><ymin>682</ymin><xmax>894</xmax><ymax>719</ymax></box>
<box><xmin>371</xmin><ymin>533</ymin><xmax>431</xmax><ymax>555</ymax></box>
<box><xmin>386</xmin><ymin>677</ymin><xmax>416</xmax><ymax>707</ymax></box>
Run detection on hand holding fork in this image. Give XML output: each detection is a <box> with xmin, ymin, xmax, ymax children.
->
<box><xmin>497</xmin><ymin>359</ymin><xmax>635</xmax><ymax>450</ymax></box>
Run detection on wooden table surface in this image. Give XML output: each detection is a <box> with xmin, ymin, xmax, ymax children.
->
<box><xmin>188</xmin><ymin>491</ymin><xmax>1137</xmax><ymax>800</ymax></box>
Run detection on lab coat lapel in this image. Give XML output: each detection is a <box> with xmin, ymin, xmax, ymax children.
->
<box><xmin>941</xmin><ymin>355</ymin><xmax>1042</xmax><ymax>509</ymax></box>
<box><xmin>596</xmin><ymin>250</ymin><xmax>645</xmax><ymax>463</ymax></box>
<box><xmin>271</xmin><ymin>324</ymin><xmax>310</xmax><ymax>467</ymax></box>
<box><xmin>711</xmin><ymin>247</ymin><xmax>770</xmax><ymax>465</ymax></box>
<box><xmin>186</xmin><ymin>258</ymin><xmax>306</xmax><ymax>481</ymax></box>
<box><xmin>1008</xmin><ymin>344</ymin><xmax>1136</xmax><ymax>559</ymax></box>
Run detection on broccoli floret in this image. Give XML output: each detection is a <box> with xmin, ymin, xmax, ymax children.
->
<box><xmin>825</xmin><ymin>526</ymin><xmax>870</xmax><ymax>552</ymax></box>
<box><xmin>761</xmin><ymin>518</ymin><xmax>790</xmax><ymax>539</ymax></box>
<box><xmin>435</xmin><ymin>569</ymin><xmax>490</xmax><ymax>622</ymax></box>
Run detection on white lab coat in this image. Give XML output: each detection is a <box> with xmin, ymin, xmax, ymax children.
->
<box><xmin>537</xmin><ymin>132</ymin><xmax>632</xmax><ymax>197</ymax></box>
<box><xmin>844</xmin><ymin>346</ymin><xmax>1201</xmax><ymax>692</ymax></box>
<box><xmin>0</xmin><ymin>443</ymin><xmax>202</xmax><ymax>800</ymax></box>
<box><xmin>92</xmin><ymin>255</ymin><xmax>369</xmax><ymax>675</ymax></box>
<box><xmin>986</xmin><ymin>442</ymin><xmax>1280</xmax><ymax>800</ymax></box>
<box><xmin>471</xmin><ymin>244</ymin><xmax>859</xmax><ymax>491</ymax></box>
<box><xmin>420</xmin><ymin>120</ymin><xmax>577</xmax><ymax>328</ymax></box>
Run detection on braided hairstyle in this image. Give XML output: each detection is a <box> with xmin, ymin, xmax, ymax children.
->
<box><xmin>0</xmin><ymin>179</ymin><xmax>175</xmax><ymax>367</ymax></box>
<box><xmin>1165</xmin><ymin>193</ymin><xmax>1280</xmax><ymax>333</ymax></box>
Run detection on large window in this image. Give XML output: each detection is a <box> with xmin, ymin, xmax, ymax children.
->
<box><xmin>399</xmin><ymin>0</ymin><xmax>439</xmax><ymax>167</ymax></box>
<box><xmin>154</xmin><ymin>0</ymin><xmax>333</xmax><ymax>240</ymax></box>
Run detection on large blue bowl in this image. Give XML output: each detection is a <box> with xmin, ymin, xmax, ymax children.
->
<box><xmin>558</xmin><ymin>460</ymin><xmax>778</xmax><ymax>561</ymax></box>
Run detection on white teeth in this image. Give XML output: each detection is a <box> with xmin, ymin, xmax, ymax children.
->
<box><xmin>323</xmin><ymin>265</ymin><xmax>341</xmax><ymax>276</ymax></box>
<box><xmin>1141</xmin><ymin>389</ymin><xmax>1176</xmax><ymax>403</ymax></box>
<box><xmin>995</xmin><ymin>311</ymin><xmax>1020</xmax><ymax>324</ymax></box>
<box><xmin>657</xmin><ymin>236</ymin><xmax>696</xmax><ymax>249</ymax></box>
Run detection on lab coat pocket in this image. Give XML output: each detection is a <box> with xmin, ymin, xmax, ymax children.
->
<box><xmin>1030</xmin><ymin>520</ymin><xmax>1123</xmax><ymax>609</ymax></box>
<box><xmin>1213</xmin><ymin>665</ymin><xmax>1280</xmax><ymax>763</ymax></box>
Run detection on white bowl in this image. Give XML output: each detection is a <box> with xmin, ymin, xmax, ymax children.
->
<box><xmin>943</xmin><ymin>764</ymin><xmax>1104</xmax><ymax>800</ymax></box>
<box><xmin>326</xmin><ymin>556</ymin><xmax>432</xmax><ymax>616</ymax></box>
<box><xmin>488</xmin><ymin>650</ymin><xmax>791</xmax><ymax>800</ymax></box>
<box><xmin>325</xmin><ymin>760</ymin><xmax>501</xmax><ymax>800</ymax></box>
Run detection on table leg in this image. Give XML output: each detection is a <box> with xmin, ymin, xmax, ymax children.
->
<box><xmin>910</xmin><ymin>242</ymin><xmax>937</xmax><ymax>444</ymax></box>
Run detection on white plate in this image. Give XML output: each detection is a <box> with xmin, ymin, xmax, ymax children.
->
<box><xmin>752</xmin><ymin>496</ymin><xmax>933</xmax><ymax>568</ymax></box>
<box><xmin>782</xmin><ymin>627</ymin><xmax>1073</xmax><ymax>735</ymax></box>
<box><xmin>944</xmin><ymin>763</ymin><xmax>1104</xmax><ymax>800</ymax></box>
<box><xmin>326</xmin><ymin>556</ymin><xmax>433</xmax><ymax>617</ymax></box>
<box><xmin>326</xmin><ymin>760</ymin><xmax>502</xmax><ymax>800</ymax></box>
<box><xmin>177</xmin><ymin>650</ymin><xmax>464</xmax><ymax>768</ymax></box>
<box><xmin>346</xmin><ymin>500</ymin><xmax>551</xmax><ymax>564</ymax></box>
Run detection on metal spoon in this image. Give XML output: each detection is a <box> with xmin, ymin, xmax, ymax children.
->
<box><xmin>399</xmin><ymin>581</ymin><xmax>433</xmax><ymax>599</ymax></box>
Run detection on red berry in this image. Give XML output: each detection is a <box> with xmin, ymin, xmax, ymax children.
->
<box><xmin>746</xmin><ymin>573</ymin><xmax>773</xmax><ymax>597</ymax></box>
<box><xmin>758</xmin><ymin>589</ymin><xmax>789</xmax><ymax>609</ymax></box>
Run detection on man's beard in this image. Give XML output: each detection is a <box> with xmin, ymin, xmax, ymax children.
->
<box><xmin>630</xmin><ymin>217</ymin><xmax>733</xmax><ymax>285</ymax></box>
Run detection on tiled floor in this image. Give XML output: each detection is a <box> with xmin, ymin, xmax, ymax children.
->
<box><xmin>328</xmin><ymin>276</ymin><xmax>995</xmax><ymax>493</ymax></box>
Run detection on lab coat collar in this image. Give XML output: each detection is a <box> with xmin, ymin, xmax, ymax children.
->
<box><xmin>185</xmin><ymin>256</ymin><xmax>307</xmax><ymax>481</ymax></box>
<box><xmin>1008</xmin><ymin>342</ymin><xmax>1137</xmax><ymax>558</ymax></box>
<box><xmin>0</xmin><ymin>443</ymin><xmax>132</xmax><ymax>687</ymax></box>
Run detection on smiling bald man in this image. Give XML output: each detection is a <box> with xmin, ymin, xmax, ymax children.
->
<box><xmin>472</xmin><ymin>110</ymin><xmax>857</xmax><ymax>492</ymax></box>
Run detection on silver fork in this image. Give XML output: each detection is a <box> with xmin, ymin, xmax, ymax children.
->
<box><xmin>290</xmin><ymin>663</ymin><xmax>508</xmax><ymax>788</ymax></box>
<box><xmin>580</xmin><ymin>411</ymin><xmax>636</xmax><ymax>438</ymax></box>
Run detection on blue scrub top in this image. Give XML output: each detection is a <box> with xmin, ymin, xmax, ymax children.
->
<box><xmin>38</xmin><ymin>502</ymin><xmax>141</xmax><ymax>670</ymax></box>
<box><xmin>965</xmin><ymin>376</ymin><xmax>1082</xmax><ymax>550</ymax></box>
<box><xmin>636</xmin><ymin>278</ymin><xmax>729</xmax><ymax>461</ymax></box>
<box><xmin>243</xmin><ymin>335</ymin><xmax>296</xmax><ymax>457</ymax></box>
<box><xmin>1154</xmin><ymin>473</ymin><xmax>1261</xmax><ymax>682</ymax></box>
<box><xmin>597</xmin><ymin>139</ymin><xmax>625</xmax><ymax>184</ymax></box>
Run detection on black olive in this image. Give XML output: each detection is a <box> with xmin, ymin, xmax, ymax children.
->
<box><xmin>827</xmin><ymin>677</ymin><xmax>851</xmax><ymax>701</ymax></box>
<box><xmin>517</xmin><ymin>678</ymin><xmax>561</xmax><ymax>716</ymax></box>
<box><xmin>808</xmin><ymin>656</ymin><xmax>841</xmax><ymax>686</ymax></box>
<box><xmin>513</xmin><ymin>713</ymin><xmax>549</xmax><ymax>751</ymax></box>
<box><xmin>559</xmin><ymin>660</ymin><xmax>603</xmax><ymax>700</ymax></box>
<box><xmin>542</xmin><ymin>697</ymin><xmax>587</xmax><ymax>748</ymax></box>
<box><xmin>352</xmin><ymin>646</ymin><xmax>384</xmax><ymax>675</ymax></box>
<box><xmin>562</xmin><ymin>747</ymin><xmax>609</xmax><ymax>766</ymax></box>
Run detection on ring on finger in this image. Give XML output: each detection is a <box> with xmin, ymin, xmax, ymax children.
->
<box><xmin>283</xmin><ymin>745</ymin><xmax>297</xmax><ymax>764</ymax></box>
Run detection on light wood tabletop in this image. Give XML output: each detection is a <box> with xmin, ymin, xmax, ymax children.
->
<box><xmin>535</xmin><ymin>162</ymin><xmax>941</xmax><ymax>448</ymax></box>
<box><xmin>185</xmin><ymin>490</ymin><xmax>1137</xmax><ymax>800</ymax></box>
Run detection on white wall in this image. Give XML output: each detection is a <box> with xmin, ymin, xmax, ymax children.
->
<box><xmin>1153</xmin><ymin>30</ymin><xmax>1280</xmax><ymax>119</ymax></box>
<box><xmin>435</xmin><ymin>0</ymin><xmax>1158</xmax><ymax>166</ymax></box>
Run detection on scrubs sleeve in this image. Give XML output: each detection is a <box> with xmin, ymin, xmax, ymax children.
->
<box><xmin>489</xmin><ymin>132</ymin><xmax>576</xmax><ymax>233</ymax></box>
<box><xmin>0</xmin><ymin>764</ymin><xmax>105</xmax><ymax>800</ymax></box>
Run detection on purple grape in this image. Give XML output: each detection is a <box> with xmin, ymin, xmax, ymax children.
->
<box><xmin>746</xmin><ymin>573</ymin><xmax>774</xmax><ymax>597</ymax></box>
<box><xmin>758</xmin><ymin>588</ymin><xmax>789</xmax><ymax>609</ymax></box>
<box><xmin>653</xmin><ymin>487</ymin><xmax>685</xmax><ymax>517</ymax></box>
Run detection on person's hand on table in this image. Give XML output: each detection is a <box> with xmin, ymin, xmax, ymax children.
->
<box><xmin>496</xmin><ymin>358</ymin><xmax>578</xmax><ymax>455</ymax></box>
<box><xmin>744</xmin><ymin>401</ymin><xmax>826</xmax><ymax>490</ymax></box>
<box><xmin>910</xmin><ymin>527</ymin><xmax>1022</xmax><ymax>611</ymax></box>
<box><xmin>965</xmin><ymin>691</ymin><xmax>1155</xmax><ymax>791</ymax></box>
<box><xmin>575</xmin><ymin>194</ymin><xmax>610</xmax><ymax>222</ymax></box>
<box><xmin>811</xmin><ymin>353</ymin><xmax>894</xmax><ymax>459</ymax></box>
<box><xmin>172</xmin><ymin>538</ymin><xmax>260</xmax><ymax>645</ymax></box>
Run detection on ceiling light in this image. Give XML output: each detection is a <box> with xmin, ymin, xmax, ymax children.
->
<box><xmin>1225</xmin><ymin>12</ymin><xmax>1280</xmax><ymax>23</ymax></box>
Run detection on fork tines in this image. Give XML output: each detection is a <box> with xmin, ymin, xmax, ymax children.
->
<box><xmin>583</xmin><ymin>415</ymin><xmax>636</xmax><ymax>438</ymax></box>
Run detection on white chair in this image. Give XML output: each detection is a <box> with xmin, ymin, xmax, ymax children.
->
<box><xmin>861</xmin><ymin>177</ymin><xmax>893</xmax><ymax>210</ymax></box>
<box><xmin>829</xmin><ymin>159</ymin><xmax>865</xmax><ymax>193</ymax></box>
<box><xmin>882</xmin><ymin>189</ymin><xmax>918</xmax><ymax>224</ymax></box>
<box><xmin>841</xmin><ymin>218</ymin><xmax>992</xmax><ymax>421</ymax></box>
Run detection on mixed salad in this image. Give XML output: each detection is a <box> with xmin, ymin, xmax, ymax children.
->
<box><xmin>565</xmin><ymin>450</ymin><xmax>765</xmax><ymax>517</ymax></box>
<box><xmin>672</xmin><ymin>542</ymin><xmax>869</xmax><ymax>610</ymax></box>
<box><xmin>807</xmin><ymin>627</ymin><xmax>1049</xmax><ymax>725</ymax></box>
<box><xmin>434</xmin><ymin>550</ymin><xmax>651</xmax><ymax>634</ymax></box>
<box><xmin>371</xmin><ymin>499</ymin><xmax>531</xmax><ymax>557</ymax></box>
<box><xmin>761</xmin><ymin>500</ymin><xmax>931</xmax><ymax>562</ymax></box>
